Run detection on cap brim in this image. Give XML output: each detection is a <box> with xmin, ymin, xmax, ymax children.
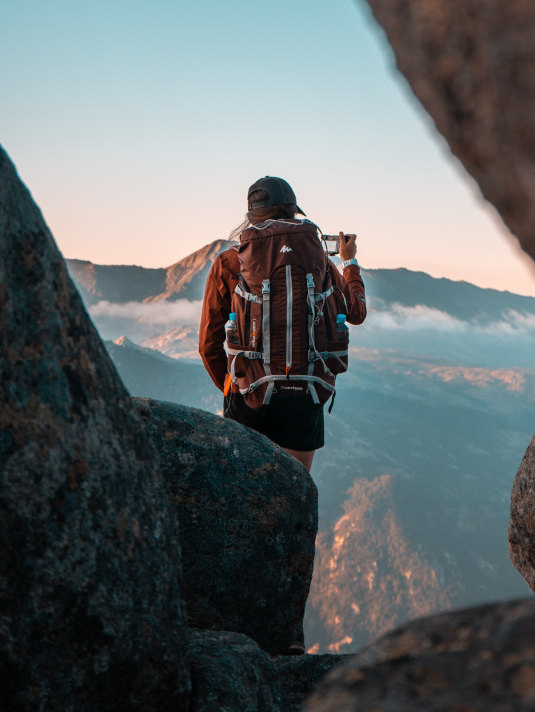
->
<box><xmin>295</xmin><ymin>204</ymin><xmax>306</xmax><ymax>216</ymax></box>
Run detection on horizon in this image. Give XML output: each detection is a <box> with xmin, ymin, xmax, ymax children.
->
<box><xmin>64</xmin><ymin>240</ymin><xmax>535</xmax><ymax>301</ymax></box>
<box><xmin>3</xmin><ymin>0</ymin><xmax>535</xmax><ymax>297</ymax></box>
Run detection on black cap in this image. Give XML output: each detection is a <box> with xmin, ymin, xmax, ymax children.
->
<box><xmin>247</xmin><ymin>176</ymin><xmax>306</xmax><ymax>215</ymax></box>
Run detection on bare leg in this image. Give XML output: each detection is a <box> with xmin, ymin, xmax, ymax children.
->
<box><xmin>283</xmin><ymin>448</ymin><xmax>315</xmax><ymax>473</ymax></box>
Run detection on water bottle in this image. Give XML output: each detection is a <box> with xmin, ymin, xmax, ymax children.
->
<box><xmin>336</xmin><ymin>313</ymin><xmax>349</xmax><ymax>343</ymax></box>
<box><xmin>225</xmin><ymin>312</ymin><xmax>238</xmax><ymax>345</ymax></box>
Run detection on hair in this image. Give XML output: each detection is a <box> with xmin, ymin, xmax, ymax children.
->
<box><xmin>228</xmin><ymin>190</ymin><xmax>298</xmax><ymax>243</ymax></box>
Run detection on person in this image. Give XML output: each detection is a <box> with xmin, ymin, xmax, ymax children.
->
<box><xmin>199</xmin><ymin>176</ymin><xmax>367</xmax><ymax>473</ymax></box>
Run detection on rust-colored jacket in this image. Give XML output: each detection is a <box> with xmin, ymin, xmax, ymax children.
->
<box><xmin>199</xmin><ymin>245</ymin><xmax>367</xmax><ymax>392</ymax></box>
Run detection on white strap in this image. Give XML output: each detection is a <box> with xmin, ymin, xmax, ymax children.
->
<box><xmin>308</xmin><ymin>383</ymin><xmax>320</xmax><ymax>405</ymax></box>
<box><xmin>234</xmin><ymin>283</ymin><xmax>262</xmax><ymax>303</ymax></box>
<box><xmin>262</xmin><ymin>279</ymin><xmax>271</xmax><ymax>365</ymax></box>
<box><xmin>240</xmin><ymin>373</ymin><xmax>336</xmax><ymax>395</ymax></box>
<box><xmin>314</xmin><ymin>285</ymin><xmax>334</xmax><ymax>302</ymax></box>
<box><xmin>226</xmin><ymin>348</ymin><xmax>262</xmax><ymax>359</ymax></box>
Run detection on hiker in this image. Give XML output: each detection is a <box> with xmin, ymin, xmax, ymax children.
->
<box><xmin>199</xmin><ymin>176</ymin><xmax>366</xmax><ymax>473</ymax></box>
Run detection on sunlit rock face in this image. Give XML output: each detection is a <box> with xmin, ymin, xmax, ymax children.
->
<box><xmin>307</xmin><ymin>475</ymin><xmax>451</xmax><ymax>653</ymax></box>
<box><xmin>134</xmin><ymin>397</ymin><xmax>318</xmax><ymax>656</ymax></box>
<box><xmin>0</xmin><ymin>146</ymin><xmax>189</xmax><ymax>711</ymax></box>
<box><xmin>304</xmin><ymin>598</ymin><xmax>535</xmax><ymax>711</ymax></box>
<box><xmin>364</xmin><ymin>0</ymin><xmax>535</xmax><ymax>264</ymax></box>
<box><xmin>509</xmin><ymin>435</ymin><xmax>535</xmax><ymax>588</ymax></box>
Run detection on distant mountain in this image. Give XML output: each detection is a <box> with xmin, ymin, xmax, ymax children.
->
<box><xmin>68</xmin><ymin>241</ymin><xmax>535</xmax><ymax>320</ymax></box>
<box><xmin>306</xmin><ymin>350</ymin><xmax>534</xmax><ymax>652</ymax></box>
<box><xmin>67</xmin><ymin>239</ymin><xmax>229</xmax><ymax>305</ymax></box>
<box><xmin>104</xmin><ymin>334</ymin><xmax>534</xmax><ymax>654</ymax></box>
<box><xmin>363</xmin><ymin>267</ymin><xmax>535</xmax><ymax>323</ymax></box>
<box><xmin>105</xmin><ymin>336</ymin><xmax>220</xmax><ymax>414</ymax></box>
<box><xmin>72</xmin><ymin>240</ymin><xmax>535</xmax><ymax>655</ymax></box>
<box><xmin>68</xmin><ymin>240</ymin><xmax>535</xmax><ymax>369</ymax></box>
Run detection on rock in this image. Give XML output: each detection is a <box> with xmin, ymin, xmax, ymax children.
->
<box><xmin>0</xmin><ymin>145</ymin><xmax>189</xmax><ymax>710</ymax></box>
<box><xmin>509</xmin><ymin>435</ymin><xmax>535</xmax><ymax>588</ymax></box>
<box><xmin>188</xmin><ymin>629</ymin><xmax>283</xmax><ymax>711</ymax></box>
<box><xmin>363</xmin><ymin>0</ymin><xmax>535</xmax><ymax>263</ymax></box>
<box><xmin>188</xmin><ymin>631</ymin><xmax>349</xmax><ymax>712</ymax></box>
<box><xmin>134</xmin><ymin>397</ymin><xmax>318</xmax><ymax>656</ymax></box>
<box><xmin>303</xmin><ymin>598</ymin><xmax>535</xmax><ymax>711</ymax></box>
<box><xmin>274</xmin><ymin>654</ymin><xmax>350</xmax><ymax>712</ymax></box>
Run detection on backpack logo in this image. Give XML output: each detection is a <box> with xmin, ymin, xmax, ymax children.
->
<box><xmin>280</xmin><ymin>245</ymin><xmax>293</xmax><ymax>253</ymax></box>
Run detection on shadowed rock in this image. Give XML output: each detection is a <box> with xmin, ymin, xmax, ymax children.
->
<box><xmin>188</xmin><ymin>629</ymin><xmax>283</xmax><ymax>711</ymax></box>
<box><xmin>274</xmin><ymin>654</ymin><xmax>350</xmax><ymax>712</ymax></box>
<box><xmin>509</xmin><ymin>435</ymin><xmax>535</xmax><ymax>588</ymax></box>
<box><xmin>303</xmin><ymin>598</ymin><xmax>535</xmax><ymax>711</ymax></box>
<box><xmin>364</xmin><ymin>0</ymin><xmax>535</xmax><ymax>264</ymax></box>
<box><xmin>134</xmin><ymin>397</ymin><xmax>318</xmax><ymax>656</ymax></box>
<box><xmin>0</xmin><ymin>146</ymin><xmax>189</xmax><ymax>710</ymax></box>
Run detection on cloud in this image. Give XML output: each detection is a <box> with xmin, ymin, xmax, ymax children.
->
<box><xmin>487</xmin><ymin>309</ymin><xmax>535</xmax><ymax>336</ymax></box>
<box><xmin>368</xmin><ymin>305</ymin><xmax>468</xmax><ymax>333</ymax></box>
<box><xmin>366</xmin><ymin>304</ymin><xmax>535</xmax><ymax>339</ymax></box>
<box><xmin>89</xmin><ymin>299</ymin><xmax>203</xmax><ymax>327</ymax></box>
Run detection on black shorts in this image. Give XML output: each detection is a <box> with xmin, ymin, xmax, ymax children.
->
<box><xmin>223</xmin><ymin>393</ymin><xmax>324</xmax><ymax>451</ymax></box>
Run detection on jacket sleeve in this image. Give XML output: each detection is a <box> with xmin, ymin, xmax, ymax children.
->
<box><xmin>198</xmin><ymin>256</ymin><xmax>232</xmax><ymax>392</ymax></box>
<box><xmin>330</xmin><ymin>260</ymin><xmax>367</xmax><ymax>325</ymax></box>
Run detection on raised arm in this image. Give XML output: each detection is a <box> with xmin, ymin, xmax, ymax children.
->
<box><xmin>330</xmin><ymin>233</ymin><xmax>367</xmax><ymax>325</ymax></box>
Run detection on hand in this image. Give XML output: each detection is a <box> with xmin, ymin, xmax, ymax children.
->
<box><xmin>339</xmin><ymin>232</ymin><xmax>357</xmax><ymax>261</ymax></box>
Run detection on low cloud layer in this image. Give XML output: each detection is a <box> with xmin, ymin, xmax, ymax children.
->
<box><xmin>90</xmin><ymin>299</ymin><xmax>203</xmax><ymax>327</ymax></box>
<box><xmin>88</xmin><ymin>298</ymin><xmax>535</xmax><ymax>369</ymax></box>
<box><xmin>365</xmin><ymin>304</ymin><xmax>535</xmax><ymax>339</ymax></box>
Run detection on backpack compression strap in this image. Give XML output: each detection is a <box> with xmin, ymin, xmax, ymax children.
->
<box><xmin>262</xmin><ymin>279</ymin><xmax>275</xmax><ymax>404</ymax></box>
<box><xmin>231</xmin><ymin>277</ymin><xmax>339</xmax><ymax>406</ymax></box>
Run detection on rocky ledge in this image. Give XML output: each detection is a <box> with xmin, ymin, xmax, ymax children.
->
<box><xmin>134</xmin><ymin>397</ymin><xmax>318</xmax><ymax>656</ymax></box>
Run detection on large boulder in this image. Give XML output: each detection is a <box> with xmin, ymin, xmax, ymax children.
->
<box><xmin>363</xmin><ymin>0</ymin><xmax>535</xmax><ymax>264</ymax></box>
<box><xmin>188</xmin><ymin>629</ymin><xmax>283</xmax><ymax>711</ymax></box>
<box><xmin>274</xmin><ymin>654</ymin><xmax>350</xmax><ymax>712</ymax></box>
<box><xmin>509</xmin><ymin>435</ymin><xmax>535</xmax><ymax>588</ymax></box>
<box><xmin>0</xmin><ymin>146</ymin><xmax>189</xmax><ymax>710</ymax></box>
<box><xmin>134</xmin><ymin>397</ymin><xmax>318</xmax><ymax>656</ymax></box>
<box><xmin>303</xmin><ymin>598</ymin><xmax>535</xmax><ymax>711</ymax></box>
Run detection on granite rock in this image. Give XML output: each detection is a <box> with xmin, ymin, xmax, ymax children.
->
<box><xmin>303</xmin><ymin>598</ymin><xmax>535</xmax><ymax>711</ymax></box>
<box><xmin>0</xmin><ymin>146</ymin><xmax>189</xmax><ymax>710</ymax></box>
<box><xmin>509</xmin><ymin>435</ymin><xmax>535</xmax><ymax>589</ymax></box>
<box><xmin>188</xmin><ymin>629</ymin><xmax>283</xmax><ymax>712</ymax></box>
<box><xmin>364</xmin><ymin>0</ymin><xmax>535</xmax><ymax>264</ymax></box>
<box><xmin>274</xmin><ymin>654</ymin><xmax>350</xmax><ymax>712</ymax></box>
<box><xmin>134</xmin><ymin>397</ymin><xmax>318</xmax><ymax>656</ymax></box>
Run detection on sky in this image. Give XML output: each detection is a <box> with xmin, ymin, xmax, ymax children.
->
<box><xmin>2</xmin><ymin>0</ymin><xmax>535</xmax><ymax>296</ymax></box>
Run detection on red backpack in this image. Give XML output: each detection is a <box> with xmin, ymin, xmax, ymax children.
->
<box><xmin>226</xmin><ymin>219</ymin><xmax>349</xmax><ymax>409</ymax></box>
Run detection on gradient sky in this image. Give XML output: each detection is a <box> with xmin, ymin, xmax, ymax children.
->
<box><xmin>2</xmin><ymin>0</ymin><xmax>535</xmax><ymax>296</ymax></box>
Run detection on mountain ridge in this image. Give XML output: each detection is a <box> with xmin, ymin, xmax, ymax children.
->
<box><xmin>67</xmin><ymin>241</ymin><xmax>535</xmax><ymax>323</ymax></box>
<box><xmin>66</xmin><ymin>238</ymin><xmax>230</xmax><ymax>304</ymax></box>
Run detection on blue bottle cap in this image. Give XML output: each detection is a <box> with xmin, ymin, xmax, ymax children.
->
<box><xmin>229</xmin><ymin>312</ymin><xmax>237</xmax><ymax>320</ymax></box>
<box><xmin>336</xmin><ymin>313</ymin><xmax>346</xmax><ymax>324</ymax></box>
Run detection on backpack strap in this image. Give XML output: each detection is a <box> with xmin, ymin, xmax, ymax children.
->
<box><xmin>314</xmin><ymin>285</ymin><xmax>334</xmax><ymax>302</ymax></box>
<box><xmin>228</xmin><ymin>349</ymin><xmax>262</xmax><ymax>386</ymax></box>
<box><xmin>231</xmin><ymin>270</ymin><xmax>340</xmax><ymax>408</ymax></box>
<box><xmin>261</xmin><ymin>278</ymin><xmax>276</xmax><ymax>405</ymax></box>
<box><xmin>239</xmin><ymin>373</ymin><xmax>336</xmax><ymax>397</ymax></box>
<box><xmin>234</xmin><ymin>282</ymin><xmax>262</xmax><ymax>303</ymax></box>
<box><xmin>262</xmin><ymin>279</ymin><xmax>271</xmax><ymax>365</ymax></box>
<box><xmin>285</xmin><ymin>266</ymin><xmax>293</xmax><ymax>374</ymax></box>
<box><xmin>312</xmin><ymin>350</ymin><xmax>348</xmax><ymax>372</ymax></box>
